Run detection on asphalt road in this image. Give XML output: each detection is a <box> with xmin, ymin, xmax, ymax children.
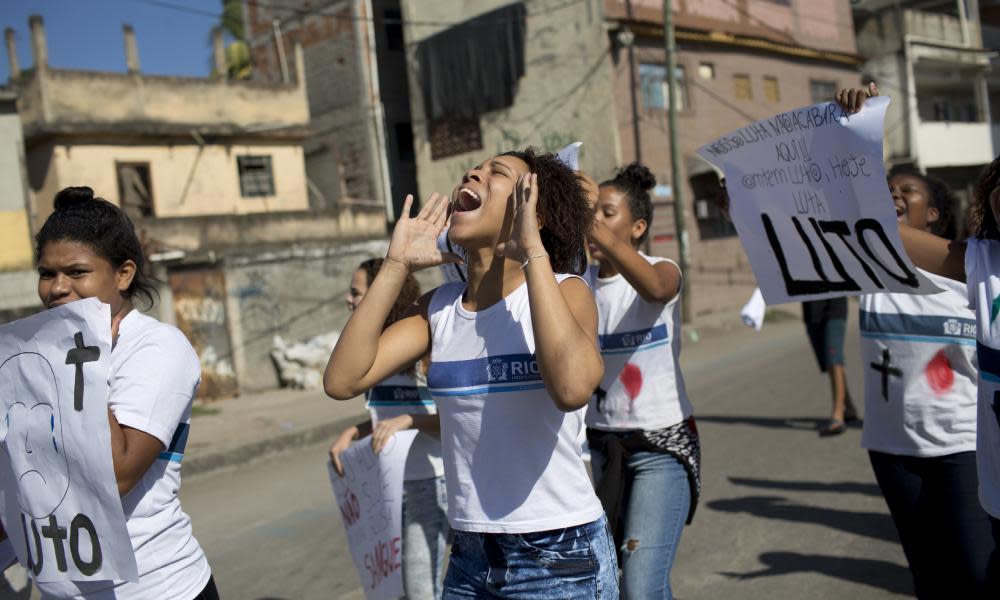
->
<box><xmin>179</xmin><ymin>311</ymin><xmax>911</xmax><ymax>599</ymax></box>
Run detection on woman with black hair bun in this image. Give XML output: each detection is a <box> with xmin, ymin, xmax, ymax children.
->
<box><xmin>27</xmin><ymin>187</ymin><xmax>218</xmax><ymax>599</ymax></box>
<box><xmin>325</xmin><ymin>148</ymin><xmax>618</xmax><ymax>599</ymax></box>
<box><xmin>584</xmin><ymin>162</ymin><xmax>698</xmax><ymax>599</ymax></box>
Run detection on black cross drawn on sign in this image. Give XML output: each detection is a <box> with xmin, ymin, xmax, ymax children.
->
<box><xmin>870</xmin><ymin>348</ymin><xmax>902</xmax><ymax>401</ymax></box>
<box><xmin>65</xmin><ymin>331</ymin><xmax>100</xmax><ymax>411</ymax></box>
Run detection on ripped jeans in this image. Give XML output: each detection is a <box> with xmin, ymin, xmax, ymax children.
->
<box><xmin>591</xmin><ymin>449</ymin><xmax>690</xmax><ymax>600</ymax></box>
<box><xmin>442</xmin><ymin>516</ymin><xmax>619</xmax><ymax>599</ymax></box>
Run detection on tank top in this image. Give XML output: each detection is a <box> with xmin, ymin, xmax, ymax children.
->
<box><xmin>426</xmin><ymin>276</ymin><xmax>604</xmax><ymax>533</ymax></box>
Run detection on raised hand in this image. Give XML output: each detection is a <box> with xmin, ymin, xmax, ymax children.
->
<box><xmin>496</xmin><ymin>173</ymin><xmax>547</xmax><ymax>265</ymax></box>
<box><xmin>386</xmin><ymin>193</ymin><xmax>463</xmax><ymax>272</ymax></box>
<box><xmin>835</xmin><ymin>82</ymin><xmax>879</xmax><ymax>114</ymax></box>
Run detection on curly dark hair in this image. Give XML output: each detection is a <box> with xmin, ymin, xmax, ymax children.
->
<box><xmin>357</xmin><ymin>258</ymin><xmax>421</xmax><ymax>331</ymax></box>
<box><xmin>35</xmin><ymin>186</ymin><xmax>158</xmax><ymax>309</ymax></box>
<box><xmin>601</xmin><ymin>162</ymin><xmax>656</xmax><ymax>245</ymax></box>
<box><xmin>972</xmin><ymin>156</ymin><xmax>1000</xmax><ymax>241</ymax></box>
<box><xmin>501</xmin><ymin>148</ymin><xmax>593</xmax><ymax>274</ymax></box>
<box><xmin>887</xmin><ymin>166</ymin><xmax>958</xmax><ymax>240</ymax></box>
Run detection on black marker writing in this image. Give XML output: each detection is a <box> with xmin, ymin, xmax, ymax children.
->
<box><xmin>762</xmin><ymin>214</ymin><xmax>919</xmax><ymax>296</ymax></box>
<box><xmin>65</xmin><ymin>332</ymin><xmax>99</xmax><ymax>411</ymax></box>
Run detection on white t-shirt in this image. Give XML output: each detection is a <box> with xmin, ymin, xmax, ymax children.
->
<box><xmin>586</xmin><ymin>255</ymin><xmax>692</xmax><ymax>431</ymax></box>
<box><xmin>366</xmin><ymin>372</ymin><xmax>444</xmax><ymax>481</ymax></box>
<box><xmin>426</xmin><ymin>277</ymin><xmax>605</xmax><ymax>534</ymax></box>
<box><xmin>966</xmin><ymin>238</ymin><xmax>1000</xmax><ymax>519</ymax></box>
<box><xmin>39</xmin><ymin>310</ymin><xmax>211</xmax><ymax>599</ymax></box>
<box><xmin>859</xmin><ymin>270</ymin><xmax>978</xmax><ymax>457</ymax></box>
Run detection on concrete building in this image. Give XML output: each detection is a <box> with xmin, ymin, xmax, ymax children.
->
<box><xmin>246</xmin><ymin>0</ymin><xmax>621</xmax><ymax>221</ymax></box>
<box><xmin>605</xmin><ymin>0</ymin><xmax>862</xmax><ymax>316</ymax></box>
<box><xmin>853</xmin><ymin>0</ymin><xmax>995</xmax><ymax>210</ymax></box>
<box><xmin>0</xmin><ymin>85</ymin><xmax>37</xmax><ymax>321</ymax></box>
<box><xmin>4</xmin><ymin>16</ymin><xmax>388</xmax><ymax>397</ymax></box>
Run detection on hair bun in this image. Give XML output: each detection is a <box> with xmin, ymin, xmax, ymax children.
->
<box><xmin>53</xmin><ymin>187</ymin><xmax>96</xmax><ymax>211</ymax></box>
<box><xmin>618</xmin><ymin>163</ymin><xmax>656</xmax><ymax>192</ymax></box>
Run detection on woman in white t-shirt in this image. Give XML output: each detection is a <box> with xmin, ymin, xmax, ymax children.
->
<box><xmin>327</xmin><ymin>258</ymin><xmax>448</xmax><ymax>599</ymax></box>
<box><xmin>325</xmin><ymin>149</ymin><xmax>617</xmax><ymax>599</ymax></box>
<box><xmin>857</xmin><ymin>167</ymin><xmax>993</xmax><ymax>596</ymax></box>
<box><xmin>840</xmin><ymin>85</ymin><xmax>1000</xmax><ymax>592</ymax></box>
<box><xmin>2</xmin><ymin>187</ymin><xmax>216</xmax><ymax>599</ymax></box>
<box><xmin>584</xmin><ymin>163</ymin><xmax>698</xmax><ymax>600</ymax></box>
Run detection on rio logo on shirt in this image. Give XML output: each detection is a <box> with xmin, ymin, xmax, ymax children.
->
<box><xmin>485</xmin><ymin>356</ymin><xmax>539</xmax><ymax>383</ymax></box>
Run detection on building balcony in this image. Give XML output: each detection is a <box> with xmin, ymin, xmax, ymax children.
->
<box><xmin>916</xmin><ymin>120</ymin><xmax>995</xmax><ymax>169</ymax></box>
<box><xmin>903</xmin><ymin>8</ymin><xmax>980</xmax><ymax>47</ymax></box>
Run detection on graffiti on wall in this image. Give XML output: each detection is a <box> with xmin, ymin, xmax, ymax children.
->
<box><xmin>169</xmin><ymin>270</ymin><xmax>238</xmax><ymax>399</ymax></box>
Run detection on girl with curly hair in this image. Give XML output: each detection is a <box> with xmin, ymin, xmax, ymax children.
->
<box><xmin>584</xmin><ymin>163</ymin><xmax>696</xmax><ymax>599</ymax></box>
<box><xmin>327</xmin><ymin>258</ymin><xmax>448</xmax><ymax>599</ymax></box>
<box><xmin>324</xmin><ymin>149</ymin><xmax>617</xmax><ymax>599</ymax></box>
<box><xmin>840</xmin><ymin>84</ymin><xmax>1000</xmax><ymax>594</ymax></box>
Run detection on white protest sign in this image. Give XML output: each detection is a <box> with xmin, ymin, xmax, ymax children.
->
<box><xmin>0</xmin><ymin>298</ymin><xmax>137</xmax><ymax>583</ymax></box>
<box><xmin>328</xmin><ymin>430</ymin><xmax>417</xmax><ymax>600</ymax></box>
<box><xmin>697</xmin><ymin>97</ymin><xmax>940</xmax><ymax>304</ymax></box>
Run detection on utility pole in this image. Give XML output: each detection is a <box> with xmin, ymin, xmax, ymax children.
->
<box><xmin>625</xmin><ymin>0</ymin><xmax>642</xmax><ymax>163</ymax></box>
<box><xmin>664</xmin><ymin>0</ymin><xmax>692</xmax><ymax>323</ymax></box>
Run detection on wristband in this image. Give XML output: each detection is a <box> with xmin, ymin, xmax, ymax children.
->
<box><xmin>520</xmin><ymin>252</ymin><xmax>549</xmax><ymax>269</ymax></box>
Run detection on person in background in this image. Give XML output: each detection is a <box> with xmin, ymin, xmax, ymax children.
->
<box><xmin>585</xmin><ymin>163</ymin><xmax>699</xmax><ymax>600</ymax></box>
<box><xmin>23</xmin><ymin>186</ymin><xmax>217</xmax><ymax>599</ymax></box>
<box><xmin>328</xmin><ymin>258</ymin><xmax>448</xmax><ymax>599</ymax></box>
<box><xmin>802</xmin><ymin>297</ymin><xmax>858</xmax><ymax>436</ymax></box>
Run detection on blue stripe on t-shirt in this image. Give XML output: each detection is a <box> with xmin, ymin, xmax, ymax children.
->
<box><xmin>860</xmin><ymin>311</ymin><xmax>975</xmax><ymax>340</ymax></box>
<box><xmin>158</xmin><ymin>422</ymin><xmax>189</xmax><ymax>462</ymax></box>
<box><xmin>599</xmin><ymin>324</ymin><xmax>669</xmax><ymax>354</ymax></box>
<box><xmin>428</xmin><ymin>353</ymin><xmax>542</xmax><ymax>394</ymax></box>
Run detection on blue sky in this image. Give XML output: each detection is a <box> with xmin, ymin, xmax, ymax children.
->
<box><xmin>1</xmin><ymin>0</ymin><xmax>224</xmax><ymax>81</ymax></box>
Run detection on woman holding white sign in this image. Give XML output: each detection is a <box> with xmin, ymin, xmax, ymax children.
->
<box><xmin>856</xmin><ymin>166</ymin><xmax>993</xmax><ymax>597</ymax></box>
<box><xmin>328</xmin><ymin>257</ymin><xmax>448</xmax><ymax>599</ymax></box>
<box><xmin>583</xmin><ymin>163</ymin><xmax>698</xmax><ymax>600</ymax></box>
<box><xmin>324</xmin><ymin>149</ymin><xmax>618</xmax><ymax>599</ymax></box>
<box><xmin>840</xmin><ymin>84</ymin><xmax>1000</xmax><ymax>593</ymax></box>
<box><xmin>17</xmin><ymin>187</ymin><xmax>218</xmax><ymax>599</ymax></box>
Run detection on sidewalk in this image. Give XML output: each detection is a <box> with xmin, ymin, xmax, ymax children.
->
<box><xmin>185</xmin><ymin>303</ymin><xmax>802</xmax><ymax>477</ymax></box>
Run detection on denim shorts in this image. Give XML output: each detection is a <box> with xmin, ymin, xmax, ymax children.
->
<box><xmin>442</xmin><ymin>515</ymin><xmax>619</xmax><ymax>599</ymax></box>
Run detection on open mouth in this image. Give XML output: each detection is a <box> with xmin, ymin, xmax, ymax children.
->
<box><xmin>894</xmin><ymin>203</ymin><xmax>905</xmax><ymax>218</ymax></box>
<box><xmin>453</xmin><ymin>188</ymin><xmax>482</xmax><ymax>213</ymax></box>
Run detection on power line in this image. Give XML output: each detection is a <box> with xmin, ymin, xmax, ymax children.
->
<box><xmin>132</xmin><ymin>0</ymin><xmax>587</xmax><ymax>28</ymax></box>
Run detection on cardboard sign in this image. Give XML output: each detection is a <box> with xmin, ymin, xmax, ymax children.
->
<box><xmin>328</xmin><ymin>430</ymin><xmax>417</xmax><ymax>600</ymax></box>
<box><xmin>0</xmin><ymin>298</ymin><xmax>137</xmax><ymax>582</ymax></box>
<box><xmin>697</xmin><ymin>97</ymin><xmax>940</xmax><ymax>304</ymax></box>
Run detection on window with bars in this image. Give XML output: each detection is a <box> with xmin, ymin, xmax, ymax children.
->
<box><xmin>237</xmin><ymin>155</ymin><xmax>275</xmax><ymax>197</ymax></box>
<box><xmin>429</xmin><ymin>119</ymin><xmax>483</xmax><ymax>160</ymax></box>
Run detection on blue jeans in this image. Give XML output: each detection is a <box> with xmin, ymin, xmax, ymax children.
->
<box><xmin>402</xmin><ymin>475</ymin><xmax>449</xmax><ymax>599</ymax></box>
<box><xmin>442</xmin><ymin>516</ymin><xmax>619</xmax><ymax>599</ymax></box>
<box><xmin>591</xmin><ymin>449</ymin><xmax>690</xmax><ymax>600</ymax></box>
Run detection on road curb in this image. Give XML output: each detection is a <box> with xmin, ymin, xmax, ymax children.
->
<box><xmin>185</xmin><ymin>415</ymin><xmax>357</xmax><ymax>476</ymax></box>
